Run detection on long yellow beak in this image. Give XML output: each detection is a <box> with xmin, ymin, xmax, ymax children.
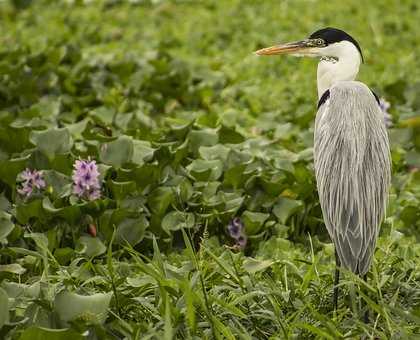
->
<box><xmin>254</xmin><ymin>40</ymin><xmax>316</xmax><ymax>56</ymax></box>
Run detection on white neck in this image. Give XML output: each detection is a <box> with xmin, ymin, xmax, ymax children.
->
<box><xmin>316</xmin><ymin>41</ymin><xmax>362</xmax><ymax>98</ymax></box>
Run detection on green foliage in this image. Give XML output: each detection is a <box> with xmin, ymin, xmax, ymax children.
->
<box><xmin>0</xmin><ymin>0</ymin><xmax>419</xmax><ymax>338</ymax></box>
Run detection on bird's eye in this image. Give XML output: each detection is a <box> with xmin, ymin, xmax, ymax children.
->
<box><xmin>316</xmin><ymin>39</ymin><xmax>324</xmax><ymax>46</ymax></box>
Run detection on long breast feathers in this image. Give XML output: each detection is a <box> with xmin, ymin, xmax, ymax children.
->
<box><xmin>314</xmin><ymin>81</ymin><xmax>391</xmax><ymax>275</ymax></box>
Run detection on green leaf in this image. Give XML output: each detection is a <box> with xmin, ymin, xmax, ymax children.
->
<box><xmin>241</xmin><ymin>211</ymin><xmax>269</xmax><ymax>235</ymax></box>
<box><xmin>186</xmin><ymin>159</ymin><xmax>223</xmax><ymax>181</ymax></box>
<box><xmin>100</xmin><ymin>135</ymin><xmax>133</xmax><ymax>168</ymax></box>
<box><xmin>405</xmin><ymin>151</ymin><xmax>420</xmax><ymax>167</ymax></box>
<box><xmin>116</xmin><ymin>215</ymin><xmax>149</xmax><ymax>246</ymax></box>
<box><xmin>0</xmin><ymin>155</ymin><xmax>30</xmax><ymax>188</ymax></box>
<box><xmin>162</xmin><ymin>211</ymin><xmax>195</xmax><ymax>233</ymax></box>
<box><xmin>243</xmin><ymin>257</ymin><xmax>274</xmax><ymax>274</ymax></box>
<box><xmin>30</xmin><ymin>128</ymin><xmax>73</xmax><ymax>159</ymax></box>
<box><xmin>18</xmin><ymin>326</ymin><xmax>84</xmax><ymax>340</ymax></box>
<box><xmin>272</xmin><ymin>197</ymin><xmax>303</xmax><ymax>224</ymax></box>
<box><xmin>54</xmin><ymin>247</ymin><xmax>75</xmax><ymax>265</ymax></box>
<box><xmin>42</xmin><ymin>170</ymin><xmax>72</xmax><ymax>198</ymax></box>
<box><xmin>188</xmin><ymin>129</ymin><xmax>219</xmax><ymax>153</ymax></box>
<box><xmin>89</xmin><ymin>106</ymin><xmax>115</xmax><ymax>126</ymax></box>
<box><xmin>66</xmin><ymin>118</ymin><xmax>89</xmax><ymax>140</ymax></box>
<box><xmin>1</xmin><ymin>281</ymin><xmax>40</xmax><ymax>298</ymax></box>
<box><xmin>109</xmin><ymin>180</ymin><xmax>137</xmax><ymax>201</ymax></box>
<box><xmin>16</xmin><ymin>199</ymin><xmax>44</xmax><ymax>225</ymax></box>
<box><xmin>0</xmin><ymin>263</ymin><xmax>26</xmax><ymax>275</ymax></box>
<box><xmin>132</xmin><ymin>140</ymin><xmax>155</xmax><ymax>165</ymax></box>
<box><xmin>0</xmin><ymin>211</ymin><xmax>14</xmax><ymax>244</ymax></box>
<box><xmin>218</xmin><ymin>125</ymin><xmax>244</xmax><ymax>144</ymax></box>
<box><xmin>199</xmin><ymin>144</ymin><xmax>230</xmax><ymax>162</ymax></box>
<box><xmin>148</xmin><ymin>187</ymin><xmax>174</xmax><ymax>216</ymax></box>
<box><xmin>76</xmin><ymin>236</ymin><xmax>106</xmax><ymax>258</ymax></box>
<box><xmin>42</xmin><ymin>197</ymin><xmax>63</xmax><ymax>213</ymax></box>
<box><xmin>54</xmin><ymin>291</ymin><xmax>112</xmax><ymax>325</ymax></box>
<box><xmin>25</xmin><ymin>232</ymin><xmax>49</xmax><ymax>252</ymax></box>
<box><xmin>0</xmin><ymin>287</ymin><xmax>9</xmax><ymax>328</ymax></box>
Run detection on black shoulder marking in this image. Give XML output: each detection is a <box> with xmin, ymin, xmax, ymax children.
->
<box><xmin>370</xmin><ymin>89</ymin><xmax>380</xmax><ymax>106</ymax></box>
<box><xmin>317</xmin><ymin>89</ymin><xmax>330</xmax><ymax>108</ymax></box>
<box><xmin>309</xmin><ymin>27</ymin><xmax>364</xmax><ymax>63</ymax></box>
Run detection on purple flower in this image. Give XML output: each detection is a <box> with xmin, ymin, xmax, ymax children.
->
<box><xmin>17</xmin><ymin>168</ymin><xmax>46</xmax><ymax>198</ymax></box>
<box><xmin>227</xmin><ymin>217</ymin><xmax>247</xmax><ymax>249</ymax></box>
<box><xmin>236</xmin><ymin>234</ymin><xmax>247</xmax><ymax>249</ymax></box>
<box><xmin>72</xmin><ymin>159</ymin><xmax>101</xmax><ymax>201</ymax></box>
<box><xmin>379</xmin><ymin>97</ymin><xmax>393</xmax><ymax>128</ymax></box>
<box><xmin>228</xmin><ymin>217</ymin><xmax>244</xmax><ymax>239</ymax></box>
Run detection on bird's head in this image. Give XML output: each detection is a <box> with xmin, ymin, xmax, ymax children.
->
<box><xmin>255</xmin><ymin>27</ymin><xmax>363</xmax><ymax>64</ymax></box>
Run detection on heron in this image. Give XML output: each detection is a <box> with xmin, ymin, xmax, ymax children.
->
<box><xmin>255</xmin><ymin>27</ymin><xmax>391</xmax><ymax>318</ymax></box>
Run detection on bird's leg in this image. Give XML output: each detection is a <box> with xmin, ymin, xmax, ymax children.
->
<box><xmin>333</xmin><ymin>250</ymin><xmax>340</xmax><ymax>311</ymax></box>
<box><xmin>363</xmin><ymin>273</ymin><xmax>369</xmax><ymax>323</ymax></box>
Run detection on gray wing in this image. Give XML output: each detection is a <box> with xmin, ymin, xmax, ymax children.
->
<box><xmin>314</xmin><ymin>81</ymin><xmax>391</xmax><ymax>275</ymax></box>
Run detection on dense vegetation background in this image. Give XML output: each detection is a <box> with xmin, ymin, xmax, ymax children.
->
<box><xmin>0</xmin><ymin>0</ymin><xmax>420</xmax><ymax>338</ymax></box>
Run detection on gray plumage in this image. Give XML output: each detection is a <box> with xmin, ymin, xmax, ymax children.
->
<box><xmin>314</xmin><ymin>81</ymin><xmax>391</xmax><ymax>275</ymax></box>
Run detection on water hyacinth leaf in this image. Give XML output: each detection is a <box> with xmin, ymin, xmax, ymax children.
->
<box><xmin>29</xmin><ymin>128</ymin><xmax>73</xmax><ymax>159</ymax></box>
<box><xmin>25</xmin><ymin>233</ymin><xmax>49</xmax><ymax>252</ymax></box>
<box><xmin>16</xmin><ymin>199</ymin><xmax>43</xmax><ymax>225</ymax></box>
<box><xmin>97</xmin><ymin>163</ymin><xmax>112</xmax><ymax>181</ymax></box>
<box><xmin>54</xmin><ymin>247</ymin><xmax>75</xmax><ymax>265</ymax></box>
<box><xmin>162</xmin><ymin>211</ymin><xmax>195</xmax><ymax>233</ymax></box>
<box><xmin>89</xmin><ymin>106</ymin><xmax>116</xmax><ymax>126</ymax></box>
<box><xmin>109</xmin><ymin>180</ymin><xmax>137</xmax><ymax>201</ymax></box>
<box><xmin>66</xmin><ymin>118</ymin><xmax>89</xmax><ymax>140</ymax></box>
<box><xmin>178</xmin><ymin>177</ymin><xmax>193</xmax><ymax>202</ymax></box>
<box><xmin>399</xmin><ymin>205</ymin><xmax>419</xmax><ymax>227</ymax></box>
<box><xmin>243</xmin><ymin>257</ymin><xmax>275</xmax><ymax>274</ymax></box>
<box><xmin>273</xmin><ymin>123</ymin><xmax>294</xmax><ymax>141</ymax></box>
<box><xmin>100</xmin><ymin>135</ymin><xmax>133</xmax><ymax>168</ymax></box>
<box><xmin>131</xmin><ymin>140</ymin><xmax>155</xmax><ymax>165</ymax></box>
<box><xmin>225</xmin><ymin>149</ymin><xmax>252</xmax><ymax>168</ymax></box>
<box><xmin>199</xmin><ymin>181</ymin><xmax>221</xmax><ymax>200</ymax></box>
<box><xmin>76</xmin><ymin>236</ymin><xmax>106</xmax><ymax>258</ymax></box>
<box><xmin>0</xmin><ymin>287</ymin><xmax>9</xmax><ymax>328</ymax></box>
<box><xmin>54</xmin><ymin>205</ymin><xmax>82</xmax><ymax>225</ymax></box>
<box><xmin>218</xmin><ymin>125</ymin><xmax>245</xmax><ymax>144</ymax></box>
<box><xmin>273</xmin><ymin>197</ymin><xmax>304</xmax><ymax>224</ymax></box>
<box><xmin>260</xmin><ymin>173</ymin><xmax>288</xmax><ymax>196</ymax></box>
<box><xmin>0</xmin><ymin>211</ymin><xmax>14</xmax><ymax>244</ymax></box>
<box><xmin>42</xmin><ymin>170</ymin><xmax>72</xmax><ymax>198</ymax></box>
<box><xmin>224</xmin><ymin>164</ymin><xmax>247</xmax><ymax>189</ymax></box>
<box><xmin>188</xmin><ymin>128</ymin><xmax>219</xmax><ymax>153</ymax></box>
<box><xmin>199</xmin><ymin>144</ymin><xmax>230</xmax><ymax>162</ymax></box>
<box><xmin>42</xmin><ymin>197</ymin><xmax>63</xmax><ymax>213</ymax></box>
<box><xmin>186</xmin><ymin>159</ymin><xmax>223</xmax><ymax>181</ymax></box>
<box><xmin>0</xmin><ymin>194</ymin><xmax>10</xmax><ymax>211</ymax></box>
<box><xmin>241</xmin><ymin>211</ymin><xmax>269</xmax><ymax>235</ymax></box>
<box><xmin>298</xmin><ymin>147</ymin><xmax>314</xmax><ymax>162</ymax></box>
<box><xmin>148</xmin><ymin>187</ymin><xmax>174</xmax><ymax>216</ymax></box>
<box><xmin>1</xmin><ymin>281</ymin><xmax>40</xmax><ymax>298</ymax></box>
<box><xmin>18</xmin><ymin>326</ymin><xmax>84</xmax><ymax>340</ymax></box>
<box><xmin>0</xmin><ymin>155</ymin><xmax>30</xmax><ymax>188</ymax></box>
<box><xmin>405</xmin><ymin>151</ymin><xmax>420</xmax><ymax>167</ymax></box>
<box><xmin>54</xmin><ymin>291</ymin><xmax>112</xmax><ymax>325</ymax></box>
<box><xmin>30</xmin><ymin>96</ymin><xmax>61</xmax><ymax>118</ymax></box>
<box><xmin>115</xmin><ymin>112</ymin><xmax>134</xmax><ymax>130</ymax></box>
<box><xmin>115</xmin><ymin>215</ymin><xmax>149</xmax><ymax>246</ymax></box>
<box><xmin>0</xmin><ymin>263</ymin><xmax>26</xmax><ymax>275</ymax></box>
<box><xmin>223</xmin><ymin>193</ymin><xmax>244</xmax><ymax>213</ymax></box>
<box><xmin>271</xmin><ymin>150</ymin><xmax>297</xmax><ymax>173</ymax></box>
